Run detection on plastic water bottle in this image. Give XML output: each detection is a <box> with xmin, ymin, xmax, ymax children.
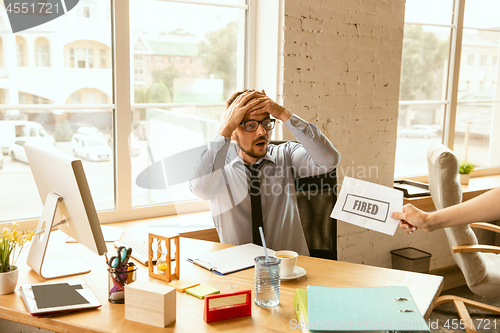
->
<box><xmin>254</xmin><ymin>256</ymin><xmax>281</xmax><ymax>308</ymax></box>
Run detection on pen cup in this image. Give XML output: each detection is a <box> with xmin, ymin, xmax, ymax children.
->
<box><xmin>108</xmin><ymin>264</ymin><xmax>137</xmax><ymax>304</ymax></box>
<box><xmin>254</xmin><ymin>256</ymin><xmax>281</xmax><ymax>308</ymax></box>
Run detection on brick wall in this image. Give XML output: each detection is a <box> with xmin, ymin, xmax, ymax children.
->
<box><xmin>281</xmin><ymin>0</ymin><xmax>456</xmax><ymax>269</ymax></box>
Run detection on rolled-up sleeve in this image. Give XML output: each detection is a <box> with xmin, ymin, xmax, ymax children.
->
<box><xmin>189</xmin><ymin>134</ymin><xmax>231</xmax><ymax>200</ymax></box>
<box><xmin>285</xmin><ymin>114</ymin><xmax>341</xmax><ymax>178</ymax></box>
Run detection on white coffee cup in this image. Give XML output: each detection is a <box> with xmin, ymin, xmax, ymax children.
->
<box><xmin>274</xmin><ymin>250</ymin><xmax>298</xmax><ymax>278</ymax></box>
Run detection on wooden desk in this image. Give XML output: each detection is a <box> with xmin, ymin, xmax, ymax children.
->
<box><xmin>404</xmin><ymin>174</ymin><xmax>500</xmax><ymax>211</ymax></box>
<box><xmin>0</xmin><ymin>223</ymin><xmax>443</xmax><ymax>333</ymax></box>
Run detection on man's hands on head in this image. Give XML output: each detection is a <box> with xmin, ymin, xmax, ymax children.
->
<box><xmin>248</xmin><ymin>89</ymin><xmax>292</xmax><ymax>122</ymax></box>
<box><xmin>391</xmin><ymin>204</ymin><xmax>434</xmax><ymax>234</ymax></box>
<box><xmin>218</xmin><ymin>90</ymin><xmax>264</xmax><ymax>138</ymax></box>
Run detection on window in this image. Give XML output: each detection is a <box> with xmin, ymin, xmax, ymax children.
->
<box><xmin>77</xmin><ymin>48</ymin><xmax>86</xmax><ymax>68</ymax></box>
<box><xmin>129</xmin><ymin>0</ymin><xmax>246</xmax><ymax>208</ymax></box>
<box><xmin>70</xmin><ymin>47</ymin><xmax>75</xmax><ymax>67</ymax></box>
<box><xmin>89</xmin><ymin>49</ymin><xmax>94</xmax><ymax>68</ymax></box>
<box><xmin>16</xmin><ymin>36</ymin><xmax>27</xmax><ymax>67</ymax></box>
<box><xmin>66</xmin><ymin>43</ymin><xmax>108</xmax><ymax>69</ymax></box>
<box><xmin>0</xmin><ymin>0</ymin><xmax>251</xmax><ymax>225</ymax></box>
<box><xmin>100</xmin><ymin>49</ymin><xmax>106</xmax><ymax>68</ymax></box>
<box><xmin>467</xmin><ymin>54</ymin><xmax>475</xmax><ymax>66</ymax></box>
<box><xmin>481</xmin><ymin>54</ymin><xmax>488</xmax><ymax>66</ymax></box>
<box><xmin>396</xmin><ymin>0</ymin><xmax>500</xmax><ymax>178</ymax></box>
<box><xmin>0</xmin><ymin>38</ymin><xmax>3</xmax><ymax>67</ymax></box>
<box><xmin>35</xmin><ymin>37</ymin><xmax>50</xmax><ymax>67</ymax></box>
<box><xmin>134</xmin><ymin>54</ymin><xmax>144</xmax><ymax>82</ymax></box>
<box><xmin>1</xmin><ymin>1</ymin><xmax>113</xmax><ymax>222</ymax></box>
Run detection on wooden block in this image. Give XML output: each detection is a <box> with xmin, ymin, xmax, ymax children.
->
<box><xmin>125</xmin><ymin>281</ymin><xmax>176</xmax><ymax>328</ymax></box>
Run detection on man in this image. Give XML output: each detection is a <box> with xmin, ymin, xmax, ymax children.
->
<box><xmin>189</xmin><ymin>90</ymin><xmax>340</xmax><ymax>255</ymax></box>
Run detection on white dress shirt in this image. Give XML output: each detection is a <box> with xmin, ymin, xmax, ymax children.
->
<box><xmin>189</xmin><ymin>114</ymin><xmax>341</xmax><ymax>255</ymax></box>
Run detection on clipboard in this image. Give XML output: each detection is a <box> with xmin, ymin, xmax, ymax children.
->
<box><xmin>186</xmin><ymin>243</ymin><xmax>275</xmax><ymax>275</ymax></box>
<box><xmin>20</xmin><ymin>279</ymin><xmax>101</xmax><ymax>316</ymax></box>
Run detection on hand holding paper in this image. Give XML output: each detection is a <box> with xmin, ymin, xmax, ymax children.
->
<box><xmin>331</xmin><ymin>177</ymin><xmax>403</xmax><ymax>235</ymax></box>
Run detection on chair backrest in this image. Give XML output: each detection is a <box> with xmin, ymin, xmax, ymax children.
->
<box><xmin>271</xmin><ymin>140</ymin><xmax>337</xmax><ymax>260</ymax></box>
<box><xmin>426</xmin><ymin>143</ymin><xmax>486</xmax><ymax>287</ymax></box>
<box><xmin>295</xmin><ymin>169</ymin><xmax>337</xmax><ymax>260</ymax></box>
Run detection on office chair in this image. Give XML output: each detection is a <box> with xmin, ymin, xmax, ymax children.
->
<box><xmin>427</xmin><ymin>143</ymin><xmax>500</xmax><ymax>333</ymax></box>
<box><xmin>271</xmin><ymin>140</ymin><xmax>337</xmax><ymax>260</ymax></box>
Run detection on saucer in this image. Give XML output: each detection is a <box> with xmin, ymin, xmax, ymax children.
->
<box><xmin>281</xmin><ymin>266</ymin><xmax>306</xmax><ymax>280</ymax></box>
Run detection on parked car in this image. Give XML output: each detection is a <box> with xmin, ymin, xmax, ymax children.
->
<box><xmin>10</xmin><ymin>140</ymin><xmax>30</xmax><ymax>163</ymax></box>
<box><xmin>10</xmin><ymin>137</ymin><xmax>60</xmax><ymax>164</ymax></box>
<box><xmin>0</xmin><ymin>120</ymin><xmax>55</xmax><ymax>155</ymax></box>
<box><xmin>398</xmin><ymin>124</ymin><xmax>439</xmax><ymax>138</ymax></box>
<box><xmin>71</xmin><ymin>133</ymin><xmax>112</xmax><ymax>161</ymax></box>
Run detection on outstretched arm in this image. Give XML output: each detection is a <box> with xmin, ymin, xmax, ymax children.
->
<box><xmin>392</xmin><ymin>187</ymin><xmax>500</xmax><ymax>233</ymax></box>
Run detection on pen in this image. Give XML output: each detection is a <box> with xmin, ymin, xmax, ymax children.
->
<box><xmin>126</xmin><ymin>263</ymin><xmax>135</xmax><ymax>284</ymax></box>
<box><xmin>192</xmin><ymin>259</ymin><xmax>216</xmax><ymax>271</ymax></box>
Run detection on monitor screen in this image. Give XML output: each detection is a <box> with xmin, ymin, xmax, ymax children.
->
<box><xmin>24</xmin><ymin>143</ymin><xmax>106</xmax><ymax>279</ymax></box>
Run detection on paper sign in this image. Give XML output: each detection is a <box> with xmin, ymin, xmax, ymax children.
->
<box><xmin>331</xmin><ymin>176</ymin><xmax>403</xmax><ymax>235</ymax></box>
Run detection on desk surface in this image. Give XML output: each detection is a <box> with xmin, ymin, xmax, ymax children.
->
<box><xmin>404</xmin><ymin>174</ymin><xmax>500</xmax><ymax>211</ymax></box>
<box><xmin>0</xmin><ymin>221</ymin><xmax>443</xmax><ymax>333</ymax></box>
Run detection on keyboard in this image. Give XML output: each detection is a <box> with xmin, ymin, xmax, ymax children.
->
<box><xmin>113</xmin><ymin>240</ymin><xmax>157</xmax><ymax>266</ymax></box>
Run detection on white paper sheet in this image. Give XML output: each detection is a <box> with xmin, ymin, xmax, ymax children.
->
<box><xmin>331</xmin><ymin>176</ymin><xmax>403</xmax><ymax>235</ymax></box>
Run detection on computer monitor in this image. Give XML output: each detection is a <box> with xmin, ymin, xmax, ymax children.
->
<box><xmin>24</xmin><ymin>143</ymin><xmax>106</xmax><ymax>279</ymax></box>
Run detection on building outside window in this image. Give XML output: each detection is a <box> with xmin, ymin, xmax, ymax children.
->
<box><xmin>0</xmin><ymin>0</ymin><xmax>251</xmax><ymax>224</ymax></box>
<box><xmin>395</xmin><ymin>0</ymin><xmax>500</xmax><ymax>178</ymax></box>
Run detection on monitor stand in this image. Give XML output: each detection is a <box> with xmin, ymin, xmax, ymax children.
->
<box><xmin>27</xmin><ymin>192</ymin><xmax>91</xmax><ymax>279</ymax></box>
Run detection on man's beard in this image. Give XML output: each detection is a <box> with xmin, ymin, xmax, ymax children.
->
<box><xmin>235</xmin><ymin>134</ymin><xmax>269</xmax><ymax>159</ymax></box>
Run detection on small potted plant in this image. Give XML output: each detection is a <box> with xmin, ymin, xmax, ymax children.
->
<box><xmin>459</xmin><ymin>161</ymin><xmax>475</xmax><ymax>185</ymax></box>
<box><xmin>0</xmin><ymin>222</ymin><xmax>34</xmax><ymax>294</ymax></box>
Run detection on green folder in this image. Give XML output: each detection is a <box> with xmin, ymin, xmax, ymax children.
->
<box><xmin>293</xmin><ymin>288</ymin><xmax>311</xmax><ymax>332</ymax></box>
<box><xmin>185</xmin><ymin>284</ymin><xmax>220</xmax><ymax>299</ymax></box>
<box><xmin>307</xmin><ymin>285</ymin><xmax>430</xmax><ymax>332</ymax></box>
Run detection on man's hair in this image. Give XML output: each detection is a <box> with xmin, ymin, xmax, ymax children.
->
<box><xmin>226</xmin><ymin>89</ymin><xmax>255</xmax><ymax>107</ymax></box>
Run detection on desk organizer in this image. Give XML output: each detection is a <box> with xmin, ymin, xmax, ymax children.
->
<box><xmin>148</xmin><ymin>233</ymin><xmax>180</xmax><ymax>282</ymax></box>
<box><xmin>125</xmin><ymin>281</ymin><xmax>176</xmax><ymax>328</ymax></box>
<box><xmin>107</xmin><ymin>264</ymin><xmax>137</xmax><ymax>304</ymax></box>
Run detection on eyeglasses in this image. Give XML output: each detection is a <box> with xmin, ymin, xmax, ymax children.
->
<box><xmin>239</xmin><ymin>119</ymin><xmax>276</xmax><ymax>132</ymax></box>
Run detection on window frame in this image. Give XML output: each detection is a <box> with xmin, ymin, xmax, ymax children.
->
<box><xmin>398</xmin><ymin>0</ymin><xmax>500</xmax><ymax>181</ymax></box>
<box><xmin>0</xmin><ymin>0</ymin><xmax>282</xmax><ymax>227</ymax></box>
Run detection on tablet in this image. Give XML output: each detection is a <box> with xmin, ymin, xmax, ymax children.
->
<box><xmin>20</xmin><ymin>279</ymin><xmax>101</xmax><ymax>316</ymax></box>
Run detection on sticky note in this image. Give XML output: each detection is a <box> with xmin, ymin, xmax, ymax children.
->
<box><xmin>185</xmin><ymin>285</ymin><xmax>220</xmax><ymax>299</ymax></box>
<box><xmin>168</xmin><ymin>279</ymin><xmax>200</xmax><ymax>292</ymax></box>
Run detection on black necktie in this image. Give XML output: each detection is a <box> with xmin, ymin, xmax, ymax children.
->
<box><xmin>246</xmin><ymin>163</ymin><xmax>264</xmax><ymax>246</ymax></box>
